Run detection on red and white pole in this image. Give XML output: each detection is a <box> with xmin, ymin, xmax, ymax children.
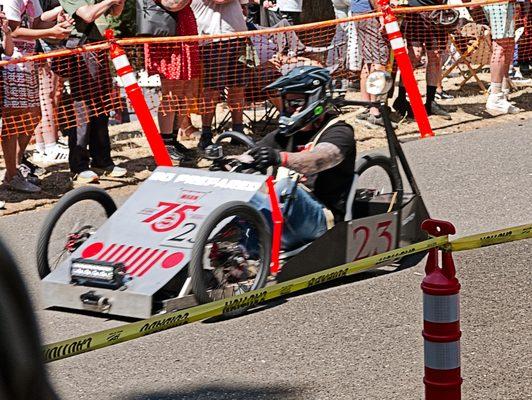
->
<box><xmin>377</xmin><ymin>0</ymin><xmax>434</xmax><ymax>138</ymax></box>
<box><xmin>421</xmin><ymin>219</ymin><xmax>462</xmax><ymax>400</ymax></box>
<box><xmin>105</xmin><ymin>30</ymin><xmax>172</xmax><ymax>167</ymax></box>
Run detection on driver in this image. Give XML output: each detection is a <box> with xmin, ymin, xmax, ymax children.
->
<box><xmin>248</xmin><ymin>66</ymin><xmax>356</xmax><ymax>250</ymax></box>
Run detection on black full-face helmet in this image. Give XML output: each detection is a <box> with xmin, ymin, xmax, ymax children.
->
<box><xmin>264</xmin><ymin>66</ymin><xmax>333</xmax><ymax>137</ymax></box>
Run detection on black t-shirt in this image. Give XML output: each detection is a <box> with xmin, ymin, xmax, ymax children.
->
<box><xmin>257</xmin><ymin>116</ymin><xmax>356</xmax><ymax>220</ymax></box>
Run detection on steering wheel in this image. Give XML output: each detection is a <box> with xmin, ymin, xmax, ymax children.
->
<box><xmin>215</xmin><ymin>130</ymin><xmax>256</xmax><ymax>149</ymax></box>
<box><xmin>206</xmin><ymin>131</ymin><xmax>262</xmax><ymax>173</ymax></box>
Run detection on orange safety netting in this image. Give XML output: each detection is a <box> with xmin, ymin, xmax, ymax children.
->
<box><xmin>0</xmin><ymin>0</ymin><xmax>529</xmax><ymax>143</ymax></box>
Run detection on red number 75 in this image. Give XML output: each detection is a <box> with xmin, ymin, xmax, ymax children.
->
<box><xmin>143</xmin><ymin>202</ymin><xmax>199</xmax><ymax>233</ymax></box>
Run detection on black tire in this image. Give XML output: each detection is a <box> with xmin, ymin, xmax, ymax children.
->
<box><xmin>36</xmin><ymin>186</ymin><xmax>117</xmax><ymax>279</ymax></box>
<box><xmin>354</xmin><ymin>154</ymin><xmax>402</xmax><ymax>213</ymax></box>
<box><xmin>189</xmin><ymin>201</ymin><xmax>271</xmax><ymax>307</ymax></box>
<box><xmin>355</xmin><ymin>154</ymin><xmax>401</xmax><ymax>192</ymax></box>
<box><xmin>0</xmin><ymin>239</ymin><xmax>59</xmax><ymax>399</ymax></box>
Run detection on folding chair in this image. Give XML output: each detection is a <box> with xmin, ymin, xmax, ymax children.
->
<box><xmin>442</xmin><ymin>23</ymin><xmax>492</xmax><ymax>93</ymax></box>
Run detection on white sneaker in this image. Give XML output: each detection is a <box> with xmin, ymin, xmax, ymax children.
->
<box><xmin>32</xmin><ymin>151</ymin><xmax>47</xmax><ymax>165</ymax></box>
<box><xmin>94</xmin><ymin>165</ymin><xmax>127</xmax><ymax>178</ymax></box>
<box><xmin>486</xmin><ymin>93</ymin><xmax>522</xmax><ymax>114</ymax></box>
<box><xmin>46</xmin><ymin>145</ymin><xmax>69</xmax><ymax>164</ymax></box>
<box><xmin>107</xmin><ymin>166</ymin><xmax>127</xmax><ymax>178</ymax></box>
<box><xmin>73</xmin><ymin>170</ymin><xmax>99</xmax><ymax>184</ymax></box>
<box><xmin>6</xmin><ymin>173</ymin><xmax>41</xmax><ymax>193</ymax></box>
<box><xmin>33</xmin><ymin>145</ymin><xmax>69</xmax><ymax>166</ymax></box>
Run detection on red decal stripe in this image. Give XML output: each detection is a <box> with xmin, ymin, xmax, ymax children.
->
<box><xmin>126</xmin><ymin>248</ymin><xmax>150</xmax><ymax>272</ymax></box>
<box><xmin>123</xmin><ymin>247</ymin><xmax>141</xmax><ymax>265</ymax></box>
<box><xmin>103</xmin><ymin>244</ymin><xmax>124</xmax><ymax>262</ymax></box>
<box><xmin>129</xmin><ymin>249</ymin><xmax>159</xmax><ymax>276</ymax></box>
<box><xmin>97</xmin><ymin>244</ymin><xmax>116</xmax><ymax>261</ymax></box>
<box><xmin>137</xmin><ymin>250</ymin><xmax>167</xmax><ymax>277</ymax></box>
<box><xmin>115</xmin><ymin>246</ymin><xmax>134</xmax><ymax>263</ymax></box>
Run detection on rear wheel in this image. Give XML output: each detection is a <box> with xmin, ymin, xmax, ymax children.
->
<box><xmin>355</xmin><ymin>154</ymin><xmax>401</xmax><ymax>194</ymax></box>
<box><xmin>353</xmin><ymin>154</ymin><xmax>402</xmax><ymax>216</ymax></box>
<box><xmin>189</xmin><ymin>201</ymin><xmax>271</xmax><ymax>312</ymax></box>
<box><xmin>36</xmin><ymin>187</ymin><xmax>117</xmax><ymax>279</ymax></box>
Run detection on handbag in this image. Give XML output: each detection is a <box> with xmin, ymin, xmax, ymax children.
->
<box><xmin>136</xmin><ymin>0</ymin><xmax>181</xmax><ymax>37</ymax></box>
<box><xmin>408</xmin><ymin>0</ymin><xmax>460</xmax><ymax>28</ymax></box>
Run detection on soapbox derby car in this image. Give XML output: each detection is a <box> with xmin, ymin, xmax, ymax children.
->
<box><xmin>36</xmin><ymin>72</ymin><xmax>430</xmax><ymax>319</ymax></box>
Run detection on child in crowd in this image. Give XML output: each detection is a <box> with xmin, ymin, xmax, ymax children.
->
<box><xmin>32</xmin><ymin>0</ymin><xmax>70</xmax><ymax>166</ymax></box>
<box><xmin>1</xmin><ymin>0</ymin><xmax>72</xmax><ymax>193</ymax></box>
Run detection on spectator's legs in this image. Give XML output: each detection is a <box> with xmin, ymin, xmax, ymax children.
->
<box><xmin>2</xmin><ymin>108</ymin><xmax>42</xmax><ymax>192</ymax></box>
<box><xmin>199</xmin><ymin>88</ymin><xmax>219</xmax><ymax>149</ymax></box>
<box><xmin>67</xmin><ymin>101</ymin><xmax>92</xmax><ymax>174</ymax></box>
<box><xmin>159</xmin><ymin>78</ymin><xmax>193</xmax><ymax>161</ymax></box>
<box><xmin>393</xmin><ymin>45</ymin><xmax>422</xmax><ymax>116</ymax></box>
<box><xmin>360</xmin><ymin>63</ymin><xmax>386</xmax><ymax>116</ymax></box>
<box><xmin>88</xmin><ymin>114</ymin><xmax>113</xmax><ymax>169</ymax></box>
<box><xmin>227</xmin><ymin>86</ymin><xmax>245</xmax><ymax>133</ymax></box>
<box><xmin>1</xmin><ymin>112</ymin><xmax>20</xmax><ymax>182</ymax></box>
<box><xmin>425</xmin><ymin>49</ymin><xmax>442</xmax><ymax>113</ymax></box>
<box><xmin>486</xmin><ymin>38</ymin><xmax>520</xmax><ymax>113</ymax></box>
<box><xmin>490</xmin><ymin>39</ymin><xmax>511</xmax><ymax>86</ymax></box>
<box><xmin>16</xmin><ymin>130</ymin><xmax>33</xmax><ymax>165</ymax></box>
<box><xmin>176</xmin><ymin>77</ymin><xmax>200</xmax><ymax>138</ymax></box>
<box><xmin>34</xmin><ymin>64</ymin><xmax>60</xmax><ymax>152</ymax></box>
<box><xmin>159</xmin><ymin>78</ymin><xmax>177</xmax><ymax>139</ymax></box>
<box><xmin>502</xmin><ymin>39</ymin><xmax>515</xmax><ymax>93</ymax></box>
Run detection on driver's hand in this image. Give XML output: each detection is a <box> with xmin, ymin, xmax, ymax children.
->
<box><xmin>249</xmin><ymin>147</ymin><xmax>282</xmax><ymax>170</ymax></box>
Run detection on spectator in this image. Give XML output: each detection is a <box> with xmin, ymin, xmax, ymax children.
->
<box><xmin>1</xmin><ymin>0</ymin><xmax>72</xmax><ymax>193</ymax></box>
<box><xmin>481</xmin><ymin>1</ymin><xmax>521</xmax><ymax>113</ymax></box>
<box><xmin>58</xmin><ymin>0</ymin><xmax>127</xmax><ymax>183</ymax></box>
<box><xmin>0</xmin><ymin>9</ymin><xmax>13</xmax><ymax>207</ymax></box>
<box><xmin>263</xmin><ymin>0</ymin><xmax>302</xmax><ymax>26</ymax></box>
<box><xmin>142</xmin><ymin>0</ymin><xmax>201</xmax><ymax>163</ymax></box>
<box><xmin>332</xmin><ymin>0</ymin><xmax>349</xmax><ymax>19</ymax></box>
<box><xmin>0</xmin><ymin>9</ymin><xmax>14</xmax><ymax>56</ymax></box>
<box><xmin>32</xmin><ymin>0</ymin><xmax>69</xmax><ymax>166</ymax></box>
<box><xmin>395</xmin><ymin>0</ymin><xmax>454</xmax><ymax>120</ymax></box>
<box><xmin>351</xmin><ymin>0</ymin><xmax>391</xmax><ymax>127</ymax></box>
<box><xmin>516</xmin><ymin>0</ymin><xmax>531</xmax><ymax>78</ymax></box>
<box><xmin>191</xmin><ymin>0</ymin><xmax>248</xmax><ymax>149</ymax></box>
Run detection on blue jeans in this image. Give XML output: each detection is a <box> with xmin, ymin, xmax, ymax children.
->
<box><xmin>251</xmin><ymin>178</ymin><xmax>328</xmax><ymax>250</ymax></box>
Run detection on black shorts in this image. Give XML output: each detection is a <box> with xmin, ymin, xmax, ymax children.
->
<box><xmin>200</xmin><ymin>38</ymin><xmax>248</xmax><ymax>91</ymax></box>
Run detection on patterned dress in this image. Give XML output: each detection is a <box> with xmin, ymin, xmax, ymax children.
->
<box><xmin>2</xmin><ymin>0</ymin><xmax>42</xmax><ymax>108</ymax></box>
<box><xmin>144</xmin><ymin>5</ymin><xmax>201</xmax><ymax>80</ymax></box>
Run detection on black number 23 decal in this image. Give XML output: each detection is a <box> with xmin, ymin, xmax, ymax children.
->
<box><xmin>168</xmin><ymin>222</ymin><xmax>197</xmax><ymax>244</ymax></box>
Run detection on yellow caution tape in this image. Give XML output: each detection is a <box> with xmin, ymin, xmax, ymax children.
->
<box><xmin>42</xmin><ymin>236</ymin><xmax>447</xmax><ymax>363</ymax></box>
<box><xmin>447</xmin><ymin>223</ymin><xmax>532</xmax><ymax>252</ymax></box>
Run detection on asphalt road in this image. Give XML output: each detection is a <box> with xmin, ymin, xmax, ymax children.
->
<box><xmin>1</xmin><ymin>119</ymin><xmax>531</xmax><ymax>400</ymax></box>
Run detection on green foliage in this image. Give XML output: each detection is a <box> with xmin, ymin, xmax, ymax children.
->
<box><xmin>109</xmin><ymin>0</ymin><xmax>137</xmax><ymax>38</ymax></box>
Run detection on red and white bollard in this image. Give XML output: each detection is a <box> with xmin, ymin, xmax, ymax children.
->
<box><xmin>421</xmin><ymin>219</ymin><xmax>462</xmax><ymax>400</ymax></box>
<box><xmin>105</xmin><ymin>29</ymin><xmax>172</xmax><ymax>167</ymax></box>
<box><xmin>377</xmin><ymin>0</ymin><xmax>434</xmax><ymax>138</ymax></box>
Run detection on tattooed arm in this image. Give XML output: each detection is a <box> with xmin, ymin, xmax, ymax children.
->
<box><xmin>283</xmin><ymin>142</ymin><xmax>345</xmax><ymax>176</ymax></box>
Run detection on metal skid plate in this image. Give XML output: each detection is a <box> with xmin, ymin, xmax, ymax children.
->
<box><xmin>42</xmin><ymin>167</ymin><xmax>269</xmax><ymax>318</ymax></box>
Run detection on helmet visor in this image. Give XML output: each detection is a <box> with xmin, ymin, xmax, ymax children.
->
<box><xmin>282</xmin><ymin>94</ymin><xmax>308</xmax><ymax>117</ymax></box>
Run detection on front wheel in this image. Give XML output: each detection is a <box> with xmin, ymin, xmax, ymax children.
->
<box><xmin>189</xmin><ymin>201</ymin><xmax>271</xmax><ymax>310</ymax></box>
<box><xmin>36</xmin><ymin>187</ymin><xmax>117</xmax><ymax>279</ymax></box>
